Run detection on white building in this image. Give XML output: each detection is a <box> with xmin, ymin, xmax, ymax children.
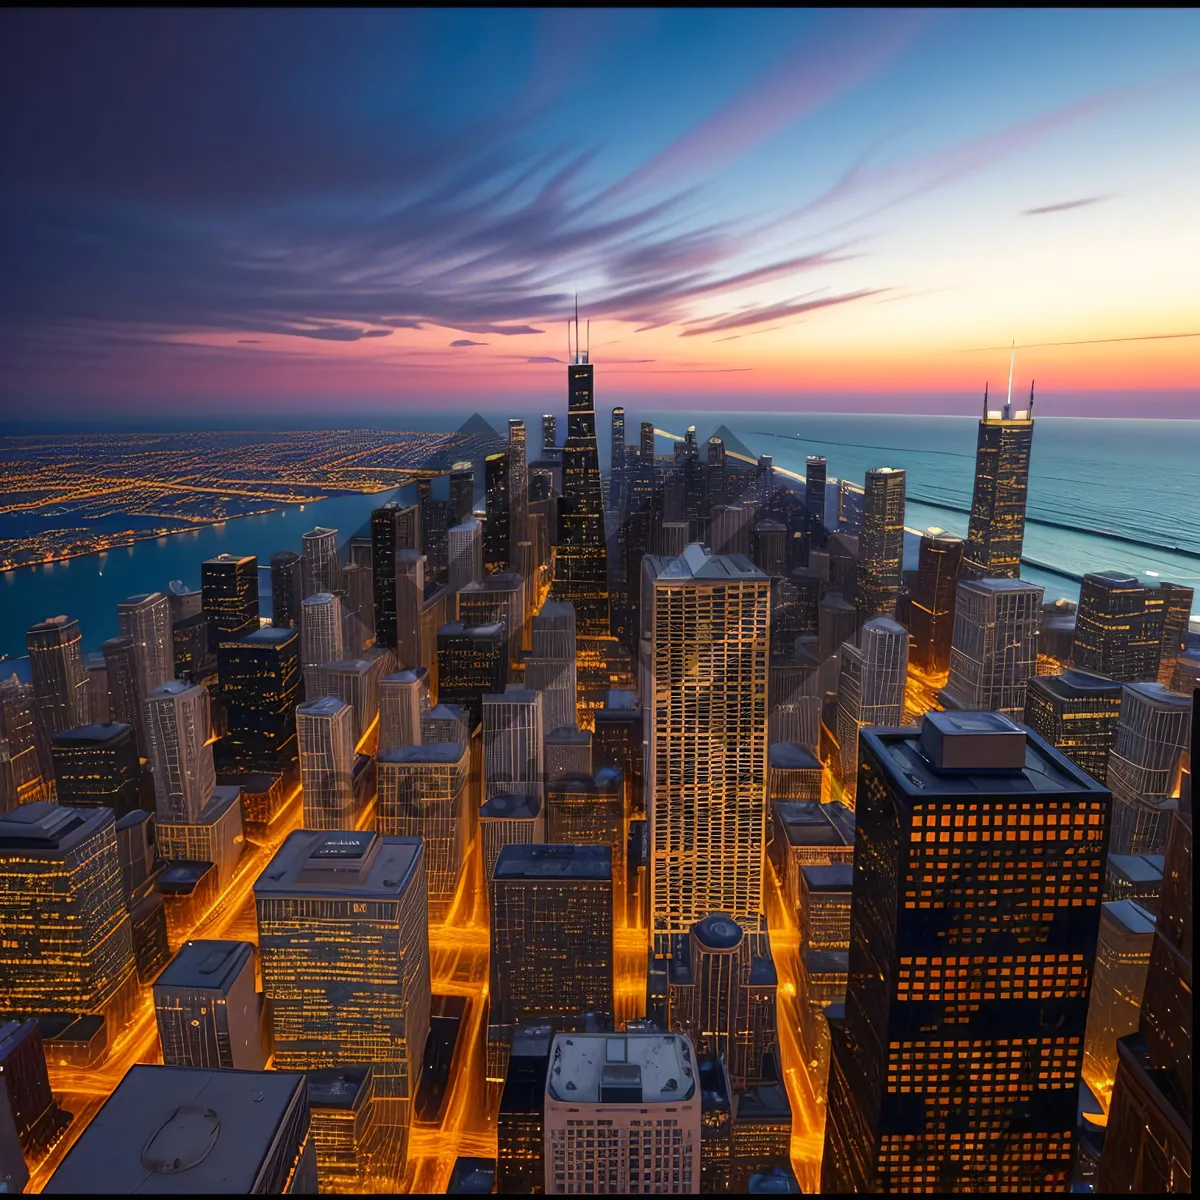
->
<box><xmin>297</xmin><ymin>697</ymin><xmax>357</xmax><ymax>830</ymax></box>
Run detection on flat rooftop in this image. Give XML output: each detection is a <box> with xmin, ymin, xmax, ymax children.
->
<box><xmin>483</xmin><ymin>687</ymin><xmax>538</xmax><ymax>705</ymax></box>
<box><xmin>51</xmin><ymin>721</ymin><xmax>132</xmax><ymax>747</ymax></box>
<box><xmin>461</xmin><ymin>573</ymin><xmax>523</xmax><ymax>593</ymax></box>
<box><xmin>1030</xmin><ymin>669</ymin><xmax>1123</xmax><ymax>700</ymax></box>
<box><xmin>1101</xmin><ymin>899</ymin><xmax>1156</xmax><ymax>937</ymax></box>
<box><xmin>255</xmin><ymin>830</ymin><xmax>421</xmax><ymax>900</ymax></box>
<box><xmin>297</xmin><ymin>696</ymin><xmax>349</xmax><ymax>718</ymax></box>
<box><xmin>769</xmin><ymin>743</ymin><xmax>821</xmax><ymax>771</ymax></box>
<box><xmin>598</xmin><ymin>689</ymin><xmax>638</xmax><ymax>712</ymax></box>
<box><xmin>494</xmin><ymin>843</ymin><xmax>611</xmax><ymax>881</ymax></box>
<box><xmin>383</xmin><ymin>668</ymin><xmax>428</xmax><ymax>684</ymax></box>
<box><xmin>480</xmin><ymin>793</ymin><xmax>542</xmax><ymax>820</ymax></box>
<box><xmin>546</xmin><ymin>1033</ymin><xmax>695</xmax><ymax>1105</ymax></box>
<box><xmin>378</xmin><ymin>742</ymin><xmax>466</xmax><ymax>765</ymax></box>
<box><xmin>155</xmin><ymin>940</ymin><xmax>254</xmax><ymax>993</ymax></box>
<box><xmin>773</xmin><ymin>800</ymin><xmax>854</xmax><ymax>848</ymax></box>
<box><xmin>546</xmin><ymin>726</ymin><xmax>591</xmax><ymax>746</ymax></box>
<box><xmin>646</xmin><ymin>543</ymin><xmax>766</xmax><ymax>583</ymax></box>
<box><xmin>800</xmin><ymin>863</ymin><xmax>854</xmax><ymax>892</ymax></box>
<box><xmin>0</xmin><ymin>801</ymin><xmax>113</xmax><ymax>854</ymax></box>
<box><xmin>44</xmin><ymin>1063</ymin><xmax>305</xmax><ymax>1194</ymax></box>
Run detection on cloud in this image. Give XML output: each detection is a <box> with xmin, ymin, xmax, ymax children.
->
<box><xmin>521</xmin><ymin>356</ymin><xmax>564</xmax><ymax>364</ymax></box>
<box><xmin>1022</xmin><ymin>195</ymin><xmax>1110</xmax><ymax>216</ymax></box>
<box><xmin>679</xmin><ymin>288</ymin><xmax>888</xmax><ymax>336</ymax></box>
<box><xmin>449</xmin><ymin>338</ymin><xmax>489</xmax><ymax>346</ymax></box>
<box><xmin>236</xmin><ymin>339</ymin><xmax>263</xmax><ymax>344</ymax></box>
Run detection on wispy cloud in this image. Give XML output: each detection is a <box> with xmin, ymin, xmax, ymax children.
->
<box><xmin>680</xmin><ymin>288</ymin><xmax>888</xmax><ymax>337</ymax></box>
<box><xmin>1023</xmin><ymin>195</ymin><xmax>1111</xmax><ymax>216</ymax></box>
<box><xmin>449</xmin><ymin>338</ymin><xmax>489</xmax><ymax>346</ymax></box>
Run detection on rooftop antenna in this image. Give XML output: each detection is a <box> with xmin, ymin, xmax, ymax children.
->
<box><xmin>1004</xmin><ymin>339</ymin><xmax>1015</xmax><ymax>419</ymax></box>
<box><xmin>983</xmin><ymin>381</ymin><xmax>988</xmax><ymax>419</ymax></box>
<box><xmin>585</xmin><ymin>318</ymin><xmax>590</xmax><ymax>365</ymax></box>
<box><xmin>567</xmin><ymin>319</ymin><xmax>572</xmax><ymax>364</ymax></box>
<box><xmin>1029</xmin><ymin>379</ymin><xmax>1035</xmax><ymax>417</ymax></box>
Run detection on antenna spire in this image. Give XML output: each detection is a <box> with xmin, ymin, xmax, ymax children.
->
<box><xmin>983</xmin><ymin>381</ymin><xmax>988</xmax><ymax>419</ymax></box>
<box><xmin>1029</xmin><ymin>379</ymin><xmax>1035</xmax><ymax>416</ymax></box>
<box><xmin>586</xmin><ymin>318</ymin><xmax>590</xmax><ymax>363</ymax></box>
<box><xmin>1005</xmin><ymin>339</ymin><xmax>1015</xmax><ymax>418</ymax></box>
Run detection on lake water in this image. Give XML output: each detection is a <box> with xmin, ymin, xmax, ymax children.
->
<box><xmin>3</xmin><ymin>412</ymin><xmax>1198</xmax><ymax>663</ymax></box>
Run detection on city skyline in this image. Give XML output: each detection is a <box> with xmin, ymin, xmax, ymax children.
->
<box><xmin>3</xmin><ymin>9</ymin><xmax>1199</xmax><ymax>420</ymax></box>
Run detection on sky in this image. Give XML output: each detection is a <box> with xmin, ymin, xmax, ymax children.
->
<box><xmin>2</xmin><ymin>8</ymin><xmax>1198</xmax><ymax>423</ymax></box>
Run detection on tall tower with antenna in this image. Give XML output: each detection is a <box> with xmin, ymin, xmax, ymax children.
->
<box><xmin>552</xmin><ymin>297</ymin><xmax>610</xmax><ymax>637</ymax></box>
<box><xmin>963</xmin><ymin>343</ymin><xmax>1036</xmax><ymax>580</ymax></box>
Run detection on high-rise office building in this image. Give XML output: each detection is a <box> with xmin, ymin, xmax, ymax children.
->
<box><xmin>101</xmin><ymin>634</ymin><xmax>140</xmax><ymax>742</ymax></box>
<box><xmin>458</xmin><ymin>573</ymin><xmax>526</xmax><ymax>674</ymax></box>
<box><xmin>509</xmin><ymin>419</ymin><xmax>529</xmax><ymax>553</ymax></box>
<box><xmin>480</xmin><ymin>793</ymin><xmax>545</xmax><ymax>881</ymax></box>
<box><xmin>593</xmin><ymin>689</ymin><xmax>642</xmax><ymax>813</ymax></box>
<box><xmin>483</xmin><ymin>686</ymin><xmax>544</xmax><ymax>801</ymax></box>
<box><xmin>377</xmin><ymin>742</ymin><xmax>469</xmax><ymax>922</ymax></box>
<box><xmin>644</xmin><ymin>544</ymin><xmax>769</xmax><ymax>946</ymax></box>
<box><xmin>1156</xmin><ymin>582</ymin><xmax>1194</xmax><ymax>688</ymax></box>
<box><xmin>544</xmin><ymin>726</ymin><xmax>592</xmax><ymax>783</ymax></box>
<box><xmin>541</xmin><ymin>413</ymin><xmax>558</xmax><ymax>458</ymax></box>
<box><xmin>297</xmin><ymin>697</ymin><xmax>358</xmax><ymax>830</ymax></box>
<box><xmin>962</xmin><ymin>381</ymin><xmax>1035</xmax><ymax>579</ymax></box>
<box><xmin>450</xmin><ymin>462</ymin><xmax>475</xmax><ymax>523</ymax></box>
<box><xmin>378</xmin><ymin>668</ymin><xmax>429</xmax><ymax>754</ymax></box>
<box><xmin>154</xmin><ymin>939</ymin><xmax>268</xmax><ymax>1070</ymax></box>
<box><xmin>497</xmin><ymin>1024</ymin><xmax>553</xmax><ymax>1194</ymax></box>
<box><xmin>805</xmin><ymin>455</ymin><xmax>827</xmax><ymax>550</ymax></box>
<box><xmin>484</xmin><ymin>451</ymin><xmax>511</xmax><ymax>574</ymax></box>
<box><xmin>421</xmin><ymin>702</ymin><xmax>470</xmax><ymax>747</ymax></box>
<box><xmin>0</xmin><ymin>802</ymin><xmax>137</xmax><ymax>1027</ymax></box>
<box><xmin>43</xmin><ymin>1063</ymin><xmax>317</xmax><ymax>1195</ymax></box>
<box><xmin>372</xmin><ymin>501</ymin><xmax>420</xmax><ymax>652</ymax></box>
<box><xmin>489</xmin><ymin>843</ymin><xmax>614</xmax><ymax>1032</ymax></box>
<box><xmin>448</xmin><ymin>518</ymin><xmax>483</xmax><ymax>597</ymax></box>
<box><xmin>1106</xmin><ymin>681</ymin><xmax>1191</xmax><ymax>856</ymax></box>
<box><xmin>340</xmin><ymin>561</ymin><xmax>373</xmax><ymax>650</ymax></box>
<box><xmin>437</xmin><ymin>623</ymin><xmax>507</xmax><ymax>726</ymax></box>
<box><xmin>834</xmin><ymin>617</ymin><xmax>908</xmax><ymax>800</ymax></box>
<box><xmin>1023</xmin><ymin>668</ymin><xmax>1123</xmax><ymax>784</ymax></box>
<box><xmin>26</xmin><ymin>616</ymin><xmax>90</xmax><ymax>737</ymax></box>
<box><xmin>256</xmin><ymin>829</ymin><xmax>431</xmax><ymax>1172</ymax></box>
<box><xmin>1097</xmin><ymin>747</ymin><xmax>1191</xmax><ymax>1194</ymax></box>
<box><xmin>525</xmin><ymin>656</ymin><xmax>577</xmax><ymax>738</ymax></box>
<box><xmin>301</xmin><ymin>591</ymin><xmax>344</xmax><ymax>667</ymax></box>
<box><xmin>820</xmin><ymin>712</ymin><xmax>1109</xmax><ymax>1193</ymax></box>
<box><xmin>552</xmin><ymin>312</ymin><xmax>610</xmax><ymax>637</ymax></box>
<box><xmin>0</xmin><ymin>1019</ymin><xmax>66</xmax><ymax>1168</ymax></box>
<box><xmin>116</xmin><ymin>592</ymin><xmax>174</xmax><ymax>706</ymax></box>
<box><xmin>712</xmin><ymin>504</ymin><xmax>752</xmax><ymax>557</ymax></box>
<box><xmin>303</xmin><ymin>654</ymin><xmax>387</xmax><ymax>747</ymax></box>
<box><xmin>939</xmin><ymin>576</ymin><xmax>1044</xmax><ymax>716</ymax></box>
<box><xmin>167</xmin><ymin>579</ymin><xmax>204</xmax><ymax>624</ymax></box>
<box><xmin>50</xmin><ymin>722</ymin><xmax>140</xmax><ymax>816</ymax></box>
<box><xmin>856</xmin><ymin>467</ymin><xmax>906</xmax><ymax>619</ymax></box>
<box><xmin>218</xmin><ymin>625</ymin><xmax>301</xmax><ymax>767</ymax></box>
<box><xmin>818</xmin><ymin>590</ymin><xmax>860</xmax><ymax>664</ymax></box>
<box><xmin>201</xmin><ymin>553</ymin><xmax>259</xmax><ymax>646</ymax></box>
<box><xmin>546</xmin><ymin>768</ymin><xmax>624</xmax><ymax>889</ymax></box>
<box><xmin>302</xmin><ymin>526</ymin><xmax>340</xmax><ymax>597</ymax></box>
<box><xmin>908</xmin><ymin>528</ymin><xmax>964</xmax><ymax>674</ymax></box>
<box><xmin>270</xmin><ymin>550</ymin><xmax>304</xmax><ymax>629</ymax></box>
<box><xmin>543</xmin><ymin>1031</ymin><xmax>700</xmax><ymax>1195</ymax></box>
<box><xmin>667</xmin><ymin>914</ymin><xmax>778</xmax><ymax>1091</ymax></box>
<box><xmin>0</xmin><ymin>678</ymin><xmax>45</xmax><ymax>814</ymax></box>
<box><xmin>393</xmin><ymin>548</ymin><xmax>426</xmax><ymax>671</ymax></box>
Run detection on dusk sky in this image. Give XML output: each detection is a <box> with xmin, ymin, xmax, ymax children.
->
<box><xmin>2</xmin><ymin>8</ymin><xmax>1198</xmax><ymax>421</ymax></box>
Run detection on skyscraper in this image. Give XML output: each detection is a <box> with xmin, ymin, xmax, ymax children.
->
<box><xmin>0</xmin><ymin>678</ymin><xmax>46</xmax><ymax>813</ymax></box>
<box><xmin>1106</xmin><ymin>681</ymin><xmax>1191</xmax><ymax>856</ymax></box>
<box><xmin>805</xmin><ymin>455</ymin><xmax>827</xmax><ymax>551</ymax></box>
<box><xmin>0</xmin><ymin>1019</ymin><xmax>66</xmax><ymax>1167</ymax></box>
<box><xmin>270</xmin><ymin>550</ymin><xmax>304</xmax><ymax>629</ymax></box>
<box><xmin>483</xmin><ymin>686</ymin><xmax>544</xmax><ymax>801</ymax></box>
<box><xmin>255</xmin><ymin>829</ymin><xmax>430</xmax><ymax>1174</ymax></box>
<box><xmin>447</xmin><ymin>518</ymin><xmax>483</xmax><ymax>597</ymax></box>
<box><xmin>1071</xmin><ymin>571</ymin><xmax>1187</xmax><ymax>684</ymax></box>
<box><xmin>437</xmin><ymin>623</ymin><xmax>507</xmax><ymax>725</ymax></box>
<box><xmin>907</xmin><ymin>528</ymin><xmax>964</xmax><ymax>674</ymax></box>
<box><xmin>546</xmin><ymin>768</ymin><xmax>624</xmax><ymax>890</ymax></box>
<box><xmin>610</xmin><ymin>406</ymin><xmax>626</xmax><ymax>511</ymax></box>
<box><xmin>50</xmin><ymin>722</ymin><xmax>140</xmax><ymax>816</ymax></box>
<box><xmin>484</xmin><ymin>451</ymin><xmax>511</xmax><ymax>574</ymax></box>
<box><xmin>834</xmin><ymin>616</ymin><xmax>909</xmax><ymax>801</ymax></box>
<box><xmin>117</xmin><ymin>592</ymin><xmax>174</xmax><ymax>707</ymax></box>
<box><xmin>101</xmin><ymin>633</ymin><xmax>140</xmax><ymax>743</ymax></box>
<box><xmin>372</xmin><ymin>501</ymin><xmax>420</xmax><ymax>652</ymax></box>
<box><xmin>939</xmin><ymin>576</ymin><xmax>1044</xmax><ymax>717</ymax></box>
<box><xmin>302</xmin><ymin>526</ymin><xmax>341</xmax><ymax>597</ymax></box>
<box><xmin>552</xmin><ymin>310</ymin><xmax>610</xmax><ymax>637</ymax></box>
<box><xmin>509</xmin><ymin>419</ymin><xmax>529</xmax><ymax>554</ymax></box>
<box><xmin>376</xmin><ymin>742</ymin><xmax>470</xmax><ymax>921</ymax></box>
<box><xmin>856</xmin><ymin>467</ymin><xmax>906</xmax><ymax>619</ymax></box>
<box><xmin>821</xmin><ymin>712</ymin><xmax>1109</xmax><ymax>1193</ymax></box>
<box><xmin>1156</xmin><ymin>582</ymin><xmax>1194</xmax><ymax>688</ymax></box>
<box><xmin>450</xmin><ymin>462</ymin><xmax>475</xmax><ymax>523</ymax></box>
<box><xmin>301</xmin><ymin>592</ymin><xmax>344</xmax><ymax>667</ymax></box>
<box><xmin>962</xmin><ymin>379</ymin><xmax>1035</xmax><ymax>579</ymax></box>
<box><xmin>543</xmin><ymin>1031</ymin><xmax>700</xmax><ymax>1194</ymax></box>
<box><xmin>303</xmin><ymin>655</ymin><xmax>386</xmax><ymax>747</ymax></box>
<box><xmin>26</xmin><ymin>615</ymin><xmax>90</xmax><ymax>737</ymax></box>
<box><xmin>378</xmin><ymin>668</ymin><xmax>429</xmax><ymax>754</ymax></box>
<box><xmin>0</xmin><ymin>802</ymin><xmax>137</xmax><ymax>1027</ymax></box>
<box><xmin>489</xmin><ymin>843</ymin><xmax>614</xmax><ymax>1032</ymax></box>
<box><xmin>218</xmin><ymin>625</ymin><xmax>301</xmax><ymax>768</ymax></box>
<box><xmin>201</xmin><ymin>553</ymin><xmax>259</xmax><ymax>646</ymax></box>
<box><xmin>644</xmin><ymin>544</ymin><xmax>769</xmax><ymax>947</ymax></box>
<box><xmin>297</xmin><ymin>697</ymin><xmax>358</xmax><ymax>830</ymax></box>
<box><xmin>480</xmin><ymin>792</ymin><xmax>545</xmax><ymax>881</ymax></box>
<box><xmin>1023</xmin><ymin>668</ymin><xmax>1123</xmax><ymax>784</ymax></box>
<box><xmin>458</xmin><ymin>573</ymin><xmax>526</xmax><ymax>675</ymax></box>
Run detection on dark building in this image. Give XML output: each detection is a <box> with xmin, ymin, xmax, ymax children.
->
<box><xmin>907</xmin><ymin>528</ymin><xmax>964</xmax><ymax>674</ymax></box>
<box><xmin>856</xmin><ymin>468</ymin><xmax>906</xmax><ymax>620</ymax></box>
<box><xmin>592</xmin><ymin>689</ymin><xmax>643</xmax><ymax>813</ymax></box>
<box><xmin>0</xmin><ymin>1019</ymin><xmax>68</xmax><ymax>1164</ymax></box>
<box><xmin>805</xmin><ymin>455</ymin><xmax>828</xmax><ymax>552</ymax></box>
<box><xmin>270</xmin><ymin>550</ymin><xmax>304</xmax><ymax>630</ymax></box>
<box><xmin>1071</xmin><ymin>570</ymin><xmax>1178</xmax><ymax>683</ymax></box>
<box><xmin>449</xmin><ymin>1156</ymin><xmax>497</xmax><ymax>1194</ymax></box>
<box><xmin>218</xmin><ymin>625</ymin><xmax>301</xmax><ymax>768</ymax></box>
<box><xmin>698</xmin><ymin>1053</ymin><xmax>733</xmax><ymax>1194</ymax></box>
<box><xmin>962</xmin><ymin>382</ymin><xmax>1035</xmax><ymax>579</ymax></box>
<box><xmin>497</xmin><ymin>1024</ymin><xmax>553</xmax><ymax>1195</ymax></box>
<box><xmin>545</xmin><ymin>768</ymin><xmax>624</xmax><ymax>892</ymax></box>
<box><xmin>450</xmin><ymin>462</ymin><xmax>476</xmax><ymax>524</ymax></box>
<box><xmin>1023</xmin><ymin>668</ymin><xmax>1123</xmax><ymax>784</ymax></box>
<box><xmin>483</xmin><ymin>451</ymin><xmax>511</xmax><ymax>574</ymax></box>
<box><xmin>436</xmin><ymin>622</ymin><xmax>506</xmax><ymax>725</ymax></box>
<box><xmin>0</xmin><ymin>678</ymin><xmax>44</xmax><ymax>815</ymax></box>
<box><xmin>489</xmin><ymin>843</ymin><xmax>614</xmax><ymax>1033</ymax></box>
<box><xmin>771</xmin><ymin>568</ymin><xmax>821</xmax><ymax>662</ymax></box>
<box><xmin>172</xmin><ymin>611</ymin><xmax>212</xmax><ymax>686</ymax></box>
<box><xmin>371</xmin><ymin>501</ymin><xmax>421</xmax><ymax>652</ymax></box>
<box><xmin>50</xmin><ymin>722</ymin><xmax>140</xmax><ymax>816</ymax></box>
<box><xmin>821</xmin><ymin>711</ymin><xmax>1110</xmax><ymax>1193</ymax></box>
<box><xmin>43</xmin><ymin>1063</ymin><xmax>317</xmax><ymax>1194</ymax></box>
<box><xmin>552</xmin><ymin>312</ymin><xmax>610</xmax><ymax>637</ymax></box>
<box><xmin>201</xmin><ymin>553</ymin><xmax>259</xmax><ymax>648</ymax></box>
<box><xmin>1098</xmin><ymin>698</ymin><xmax>1192</xmax><ymax>1194</ymax></box>
<box><xmin>26</xmin><ymin>616</ymin><xmax>91</xmax><ymax>739</ymax></box>
<box><xmin>101</xmin><ymin>634</ymin><xmax>141</xmax><ymax>748</ymax></box>
<box><xmin>731</xmin><ymin>1074</ymin><xmax>793</xmax><ymax>1192</ymax></box>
